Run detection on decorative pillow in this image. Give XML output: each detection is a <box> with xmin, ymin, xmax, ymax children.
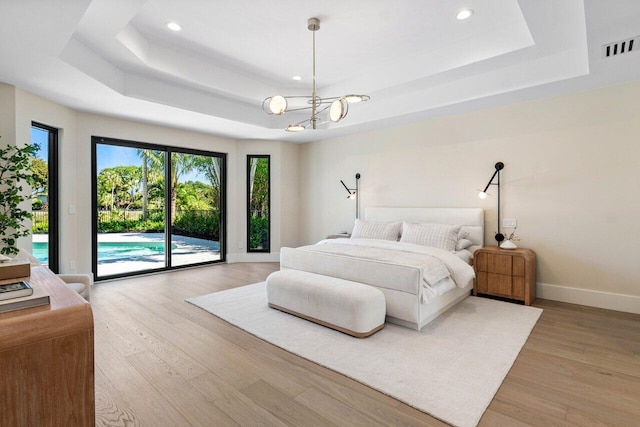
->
<box><xmin>458</xmin><ymin>229</ymin><xmax>469</xmax><ymax>240</ymax></box>
<box><xmin>454</xmin><ymin>249</ymin><xmax>473</xmax><ymax>264</ymax></box>
<box><xmin>456</xmin><ymin>238</ymin><xmax>473</xmax><ymax>251</ymax></box>
<box><xmin>400</xmin><ymin>222</ymin><xmax>462</xmax><ymax>251</ymax></box>
<box><xmin>350</xmin><ymin>219</ymin><xmax>402</xmax><ymax>241</ymax></box>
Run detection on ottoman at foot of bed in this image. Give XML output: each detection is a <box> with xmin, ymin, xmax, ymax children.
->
<box><xmin>266</xmin><ymin>270</ymin><xmax>386</xmax><ymax>338</ymax></box>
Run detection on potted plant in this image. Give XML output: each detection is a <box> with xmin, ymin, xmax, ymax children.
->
<box><xmin>0</xmin><ymin>137</ymin><xmax>39</xmax><ymax>255</ymax></box>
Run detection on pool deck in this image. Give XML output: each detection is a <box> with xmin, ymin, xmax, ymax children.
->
<box><xmin>33</xmin><ymin>233</ymin><xmax>221</xmax><ymax>276</ymax></box>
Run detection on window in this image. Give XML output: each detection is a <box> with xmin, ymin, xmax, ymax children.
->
<box><xmin>92</xmin><ymin>137</ymin><xmax>226</xmax><ymax>280</ymax></box>
<box><xmin>246</xmin><ymin>155</ymin><xmax>270</xmax><ymax>252</ymax></box>
<box><xmin>30</xmin><ymin>123</ymin><xmax>59</xmax><ymax>272</ymax></box>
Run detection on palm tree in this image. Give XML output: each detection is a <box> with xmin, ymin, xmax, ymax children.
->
<box><xmin>137</xmin><ymin>149</ymin><xmax>151</xmax><ymax>221</ymax></box>
<box><xmin>195</xmin><ymin>156</ymin><xmax>221</xmax><ymax>208</ymax></box>
<box><xmin>169</xmin><ymin>153</ymin><xmax>198</xmax><ymax>224</ymax></box>
<box><xmin>144</xmin><ymin>151</ymin><xmax>198</xmax><ymax>224</ymax></box>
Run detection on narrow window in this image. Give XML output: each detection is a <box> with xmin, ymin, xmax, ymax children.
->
<box><xmin>31</xmin><ymin>123</ymin><xmax>59</xmax><ymax>272</ymax></box>
<box><xmin>247</xmin><ymin>155</ymin><xmax>270</xmax><ymax>253</ymax></box>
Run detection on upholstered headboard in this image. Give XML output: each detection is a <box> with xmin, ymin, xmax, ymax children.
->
<box><xmin>365</xmin><ymin>207</ymin><xmax>484</xmax><ymax>251</ymax></box>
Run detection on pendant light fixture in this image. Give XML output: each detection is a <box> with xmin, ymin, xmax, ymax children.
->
<box><xmin>262</xmin><ymin>18</ymin><xmax>370</xmax><ymax>132</ymax></box>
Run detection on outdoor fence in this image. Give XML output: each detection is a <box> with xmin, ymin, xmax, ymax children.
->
<box><xmin>96</xmin><ymin>209</ymin><xmax>221</xmax><ymax>240</ymax></box>
<box><xmin>32</xmin><ymin>211</ymin><xmax>48</xmax><ymax>233</ymax></box>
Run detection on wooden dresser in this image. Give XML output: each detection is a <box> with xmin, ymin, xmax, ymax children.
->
<box><xmin>473</xmin><ymin>246</ymin><xmax>536</xmax><ymax>305</ymax></box>
<box><xmin>0</xmin><ymin>266</ymin><xmax>95</xmax><ymax>427</ymax></box>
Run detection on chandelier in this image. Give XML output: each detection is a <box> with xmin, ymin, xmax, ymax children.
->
<box><xmin>262</xmin><ymin>18</ymin><xmax>370</xmax><ymax>132</ymax></box>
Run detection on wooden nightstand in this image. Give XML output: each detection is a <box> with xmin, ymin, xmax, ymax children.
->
<box><xmin>473</xmin><ymin>246</ymin><xmax>536</xmax><ymax>305</ymax></box>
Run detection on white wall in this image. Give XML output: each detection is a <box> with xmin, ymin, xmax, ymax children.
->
<box><xmin>300</xmin><ymin>81</ymin><xmax>640</xmax><ymax>311</ymax></box>
<box><xmin>0</xmin><ymin>84</ymin><xmax>16</xmax><ymax>148</ymax></box>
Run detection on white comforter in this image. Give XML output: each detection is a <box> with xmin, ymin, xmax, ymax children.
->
<box><xmin>312</xmin><ymin>238</ymin><xmax>475</xmax><ymax>303</ymax></box>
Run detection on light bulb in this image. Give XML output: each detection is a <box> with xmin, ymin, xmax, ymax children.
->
<box><xmin>329</xmin><ymin>99</ymin><xmax>347</xmax><ymax>122</ymax></box>
<box><xmin>478</xmin><ymin>191</ymin><xmax>488</xmax><ymax>199</ymax></box>
<box><xmin>285</xmin><ymin>124</ymin><xmax>305</xmax><ymax>132</ymax></box>
<box><xmin>269</xmin><ymin>96</ymin><xmax>287</xmax><ymax>115</ymax></box>
<box><xmin>344</xmin><ymin>94</ymin><xmax>370</xmax><ymax>103</ymax></box>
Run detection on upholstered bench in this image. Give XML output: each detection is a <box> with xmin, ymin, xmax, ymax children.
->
<box><xmin>266</xmin><ymin>269</ymin><xmax>386</xmax><ymax>338</ymax></box>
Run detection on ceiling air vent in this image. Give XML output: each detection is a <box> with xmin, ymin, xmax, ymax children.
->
<box><xmin>602</xmin><ymin>36</ymin><xmax>640</xmax><ymax>58</ymax></box>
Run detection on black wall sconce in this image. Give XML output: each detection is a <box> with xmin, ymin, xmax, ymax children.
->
<box><xmin>340</xmin><ymin>173</ymin><xmax>361</xmax><ymax>218</ymax></box>
<box><xmin>478</xmin><ymin>162</ymin><xmax>505</xmax><ymax>243</ymax></box>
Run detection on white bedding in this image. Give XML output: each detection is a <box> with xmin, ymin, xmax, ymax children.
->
<box><xmin>312</xmin><ymin>238</ymin><xmax>475</xmax><ymax>303</ymax></box>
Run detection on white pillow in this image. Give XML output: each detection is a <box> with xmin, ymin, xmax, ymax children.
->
<box><xmin>456</xmin><ymin>238</ymin><xmax>473</xmax><ymax>251</ymax></box>
<box><xmin>351</xmin><ymin>219</ymin><xmax>402</xmax><ymax>241</ymax></box>
<box><xmin>454</xmin><ymin>249</ymin><xmax>473</xmax><ymax>264</ymax></box>
<box><xmin>400</xmin><ymin>222</ymin><xmax>462</xmax><ymax>251</ymax></box>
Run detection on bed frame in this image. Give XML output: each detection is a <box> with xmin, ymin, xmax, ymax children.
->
<box><xmin>281</xmin><ymin>207</ymin><xmax>484</xmax><ymax>330</ymax></box>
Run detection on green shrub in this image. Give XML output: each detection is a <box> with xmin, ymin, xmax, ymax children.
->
<box><xmin>98</xmin><ymin>218</ymin><xmax>164</xmax><ymax>233</ymax></box>
<box><xmin>32</xmin><ymin>222</ymin><xmax>49</xmax><ymax>234</ymax></box>
<box><xmin>96</xmin><ymin>210</ymin><xmax>219</xmax><ymax>240</ymax></box>
<box><xmin>249</xmin><ymin>216</ymin><xmax>269</xmax><ymax>249</ymax></box>
<box><xmin>173</xmin><ymin>211</ymin><xmax>219</xmax><ymax>240</ymax></box>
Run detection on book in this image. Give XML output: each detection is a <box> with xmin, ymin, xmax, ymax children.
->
<box><xmin>0</xmin><ymin>281</ymin><xmax>33</xmax><ymax>300</ymax></box>
<box><xmin>0</xmin><ymin>281</ymin><xmax>50</xmax><ymax>313</ymax></box>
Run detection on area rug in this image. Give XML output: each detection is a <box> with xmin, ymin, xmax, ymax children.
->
<box><xmin>187</xmin><ymin>282</ymin><xmax>542</xmax><ymax>427</ymax></box>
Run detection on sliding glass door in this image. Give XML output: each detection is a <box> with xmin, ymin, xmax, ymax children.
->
<box><xmin>92</xmin><ymin>137</ymin><xmax>225</xmax><ymax>280</ymax></box>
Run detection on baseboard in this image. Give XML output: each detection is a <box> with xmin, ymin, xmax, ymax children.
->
<box><xmin>227</xmin><ymin>252</ymin><xmax>280</xmax><ymax>263</ymax></box>
<box><xmin>537</xmin><ymin>282</ymin><xmax>640</xmax><ymax>315</ymax></box>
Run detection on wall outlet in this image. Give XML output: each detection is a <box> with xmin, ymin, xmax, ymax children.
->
<box><xmin>503</xmin><ymin>218</ymin><xmax>517</xmax><ymax>228</ymax></box>
<box><xmin>68</xmin><ymin>204</ymin><xmax>76</xmax><ymax>214</ymax></box>
<box><xmin>69</xmin><ymin>260</ymin><xmax>77</xmax><ymax>271</ymax></box>
<box><xmin>238</xmin><ymin>241</ymin><xmax>244</xmax><ymax>249</ymax></box>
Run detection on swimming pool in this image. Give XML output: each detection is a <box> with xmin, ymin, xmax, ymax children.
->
<box><xmin>33</xmin><ymin>241</ymin><xmax>177</xmax><ymax>263</ymax></box>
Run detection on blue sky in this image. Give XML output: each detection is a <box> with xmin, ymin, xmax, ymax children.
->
<box><xmin>30</xmin><ymin>126</ymin><xmax>48</xmax><ymax>159</ymax></box>
<box><xmin>96</xmin><ymin>144</ymin><xmax>206</xmax><ymax>183</ymax></box>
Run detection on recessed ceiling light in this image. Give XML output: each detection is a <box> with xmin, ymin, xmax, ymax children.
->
<box><xmin>456</xmin><ymin>9</ymin><xmax>474</xmax><ymax>20</ymax></box>
<box><xmin>166</xmin><ymin>22</ymin><xmax>182</xmax><ymax>31</ymax></box>
<box><xmin>292</xmin><ymin>75</ymin><xmax>302</xmax><ymax>81</ymax></box>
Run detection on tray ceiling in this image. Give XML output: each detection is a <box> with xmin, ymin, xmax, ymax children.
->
<box><xmin>1</xmin><ymin>0</ymin><xmax>640</xmax><ymax>142</ymax></box>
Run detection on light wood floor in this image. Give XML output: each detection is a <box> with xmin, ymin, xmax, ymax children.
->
<box><xmin>93</xmin><ymin>263</ymin><xmax>640</xmax><ymax>426</ymax></box>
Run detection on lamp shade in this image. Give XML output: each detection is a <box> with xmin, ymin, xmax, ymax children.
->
<box><xmin>329</xmin><ymin>99</ymin><xmax>348</xmax><ymax>122</ymax></box>
<box><xmin>285</xmin><ymin>124</ymin><xmax>305</xmax><ymax>132</ymax></box>
<box><xmin>269</xmin><ymin>96</ymin><xmax>287</xmax><ymax>115</ymax></box>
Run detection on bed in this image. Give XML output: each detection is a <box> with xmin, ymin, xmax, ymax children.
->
<box><xmin>280</xmin><ymin>207</ymin><xmax>484</xmax><ymax>330</ymax></box>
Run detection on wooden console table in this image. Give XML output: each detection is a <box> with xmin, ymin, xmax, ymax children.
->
<box><xmin>0</xmin><ymin>265</ymin><xmax>95</xmax><ymax>426</ymax></box>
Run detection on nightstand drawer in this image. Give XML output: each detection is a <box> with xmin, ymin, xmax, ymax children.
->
<box><xmin>487</xmin><ymin>273</ymin><xmax>512</xmax><ymax>296</ymax></box>
<box><xmin>476</xmin><ymin>252</ymin><xmax>512</xmax><ymax>275</ymax></box>
<box><xmin>513</xmin><ymin>256</ymin><xmax>525</xmax><ymax>277</ymax></box>
<box><xmin>512</xmin><ymin>276</ymin><xmax>525</xmax><ymax>298</ymax></box>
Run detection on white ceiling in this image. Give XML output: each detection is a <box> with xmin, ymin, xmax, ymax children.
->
<box><xmin>1</xmin><ymin>0</ymin><xmax>639</xmax><ymax>143</ymax></box>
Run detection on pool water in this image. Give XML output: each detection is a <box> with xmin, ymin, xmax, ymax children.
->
<box><xmin>33</xmin><ymin>241</ymin><xmax>177</xmax><ymax>263</ymax></box>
